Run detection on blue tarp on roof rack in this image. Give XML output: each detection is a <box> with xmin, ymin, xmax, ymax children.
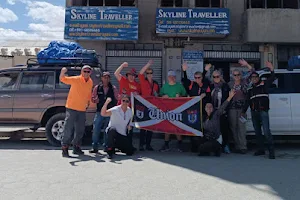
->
<box><xmin>37</xmin><ymin>41</ymin><xmax>99</xmax><ymax>64</ymax></box>
<box><xmin>288</xmin><ymin>55</ymin><xmax>300</xmax><ymax>70</ymax></box>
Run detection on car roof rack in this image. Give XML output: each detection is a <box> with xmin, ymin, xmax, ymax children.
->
<box><xmin>26</xmin><ymin>57</ymin><xmax>102</xmax><ymax>69</ymax></box>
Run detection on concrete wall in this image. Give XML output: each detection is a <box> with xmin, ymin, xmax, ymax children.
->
<box><xmin>243</xmin><ymin>9</ymin><xmax>300</xmax><ymax>43</ymax></box>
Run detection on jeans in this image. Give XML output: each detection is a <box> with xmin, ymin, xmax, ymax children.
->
<box><xmin>198</xmin><ymin>137</ymin><xmax>221</xmax><ymax>154</ymax></box>
<box><xmin>139</xmin><ymin>129</ymin><xmax>153</xmax><ymax>147</ymax></box>
<box><xmin>220</xmin><ymin>114</ymin><xmax>230</xmax><ymax>148</ymax></box>
<box><xmin>92</xmin><ymin>112</ymin><xmax>110</xmax><ymax>150</ymax></box>
<box><xmin>62</xmin><ymin>109</ymin><xmax>86</xmax><ymax>147</ymax></box>
<box><xmin>251</xmin><ymin>110</ymin><xmax>274</xmax><ymax>151</ymax></box>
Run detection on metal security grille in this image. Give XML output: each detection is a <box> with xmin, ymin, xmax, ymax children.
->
<box><xmin>106</xmin><ymin>51</ymin><xmax>162</xmax><ymax>91</ymax></box>
<box><xmin>204</xmin><ymin>51</ymin><xmax>261</xmax><ymax>59</ymax></box>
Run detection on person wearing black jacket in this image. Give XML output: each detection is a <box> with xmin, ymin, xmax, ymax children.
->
<box><xmin>181</xmin><ymin>62</ymin><xmax>211</xmax><ymax>152</ymax></box>
<box><xmin>242</xmin><ymin>62</ymin><xmax>276</xmax><ymax>159</ymax></box>
<box><xmin>204</xmin><ymin>64</ymin><xmax>231</xmax><ymax>154</ymax></box>
<box><xmin>89</xmin><ymin>72</ymin><xmax>118</xmax><ymax>153</ymax></box>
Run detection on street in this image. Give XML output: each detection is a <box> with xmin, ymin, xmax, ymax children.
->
<box><xmin>1</xmin><ymin>137</ymin><xmax>300</xmax><ymax>200</ymax></box>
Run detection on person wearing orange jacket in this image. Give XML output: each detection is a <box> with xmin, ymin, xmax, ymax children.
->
<box><xmin>138</xmin><ymin>60</ymin><xmax>160</xmax><ymax>151</ymax></box>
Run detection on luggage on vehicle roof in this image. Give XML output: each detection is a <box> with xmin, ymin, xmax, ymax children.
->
<box><xmin>37</xmin><ymin>41</ymin><xmax>99</xmax><ymax>65</ymax></box>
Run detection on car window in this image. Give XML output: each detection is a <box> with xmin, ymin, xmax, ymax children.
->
<box><xmin>0</xmin><ymin>72</ymin><xmax>19</xmax><ymax>90</ymax></box>
<box><xmin>55</xmin><ymin>70</ymin><xmax>81</xmax><ymax>89</ymax></box>
<box><xmin>261</xmin><ymin>73</ymin><xmax>292</xmax><ymax>94</ymax></box>
<box><xmin>20</xmin><ymin>72</ymin><xmax>54</xmax><ymax>90</ymax></box>
<box><xmin>291</xmin><ymin>73</ymin><xmax>300</xmax><ymax>93</ymax></box>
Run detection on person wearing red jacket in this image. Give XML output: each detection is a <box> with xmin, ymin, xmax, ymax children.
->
<box><xmin>138</xmin><ymin>60</ymin><xmax>160</xmax><ymax>151</ymax></box>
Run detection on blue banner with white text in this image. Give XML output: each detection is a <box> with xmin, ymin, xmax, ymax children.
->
<box><xmin>156</xmin><ymin>8</ymin><xmax>230</xmax><ymax>36</ymax></box>
<box><xmin>64</xmin><ymin>7</ymin><xmax>139</xmax><ymax>40</ymax></box>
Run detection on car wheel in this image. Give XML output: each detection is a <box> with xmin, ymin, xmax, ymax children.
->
<box><xmin>45</xmin><ymin>113</ymin><xmax>66</xmax><ymax>147</ymax></box>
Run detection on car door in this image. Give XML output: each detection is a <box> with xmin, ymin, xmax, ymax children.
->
<box><xmin>265</xmin><ymin>72</ymin><xmax>293</xmax><ymax>132</ymax></box>
<box><xmin>0</xmin><ymin>71</ymin><xmax>20</xmax><ymax>123</ymax></box>
<box><xmin>13</xmin><ymin>71</ymin><xmax>55</xmax><ymax>124</ymax></box>
<box><xmin>290</xmin><ymin>73</ymin><xmax>300</xmax><ymax>131</ymax></box>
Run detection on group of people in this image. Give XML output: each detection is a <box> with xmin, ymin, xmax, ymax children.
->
<box><xmin>59</xmin><ymin>58</ymin><xmax>276</xmax><ymax>160</ymax></box>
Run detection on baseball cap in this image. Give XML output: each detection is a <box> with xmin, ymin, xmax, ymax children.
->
<box><xmin>126</xmin><ymin>68</ymin><xmax>137</xmax><ymax>77</ymax></box>
<box><xmin>167</xmin><ymin>70</ymin><xmax>176</xmax><ymax>77</ymax></box>
<box><xmin>82</xmin><ymin>65</ymin><xmax>92</xmax><ymax>70</ymax></box>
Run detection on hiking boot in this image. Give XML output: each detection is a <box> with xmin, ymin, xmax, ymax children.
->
<box><xmin>198</xmin><ymin>152</ymin><xmax>210</xmax><ymax>156</ymax></box>
<box><xmin>223</xmin><ymin>145</ymin><xmax>231</xmax><ymax>154</ymax></box>
<box><xmin>146</xmin><ymin>145</ymin><xmax>154</xmax><ymax>151</ymax></box>
<box><xmin>62</xmin><ymin>146</ymin><xmax>69</xmax><ymax>158</ymax></box>
<box><xmin>73</xmin><ymin>146</ymin><xmax>84</xmax><ymax>155</ymax></box>
<box><xmin>89</xmin><ymin>149</ymin><xmax>98</xmax><ymax>154</ymax></box>
<box><xmin>159</xmin><ymin>144</ymin><xmax>170</xmax><ymax>152</ymax></box>
<box><xmin>139</xmin><ymin>145</ymin><xmax>145</xmax><ymax>151</ymax></box>
<box><xmin>254</xmin><ymin>150</ymin><xmax>265</xmax><ymax>156</ymax></box>
<box><xmin>214</xmin><ymin>148</ymin><xmax>221</xmax><ymax>157</ymax></box>
<box><xmin>234</xmin><ymin>149</ymin><xmax>247</xmax><ymax>154</ymax></box>
<box><xmin>269</xmin><ymin>149</ymin><xmax>275</xmax><ymax>159</ymax></box>
<box><xmin>107</xmin><ymin>148</ymin><xmax>114</xmax><ymax>159</ymax></box>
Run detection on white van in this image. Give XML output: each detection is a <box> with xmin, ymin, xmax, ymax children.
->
<box><xmin>246</xmin><ymin>69</ymin><xmax>300</xmax><ymax>135</ymax></box>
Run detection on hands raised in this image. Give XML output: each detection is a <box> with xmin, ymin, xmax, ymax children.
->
<box><xmin>182</xmin><ymin>62</ymin><xmax>188</xmax><ymax>71</ymax></box>
<box><xmin>121</xmin><ymin>62</ymin><xmax>128</xmax><ymax>68</ymax></box>
<box><xmin>238</xmin><ymin>59</ymin><xmax>249</xmax><ymax>67</ymax></box>
<box><xmin>205</xmin><ymin>63</ymin><xmax>212</xmax><ymax>72</ymax></box>
<box><xmin>266</xmin><ymin>61</ymin><xmax>274</xmax><ymax>71</ymax></box>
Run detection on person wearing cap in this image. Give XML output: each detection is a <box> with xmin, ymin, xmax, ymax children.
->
<box><xmin>159</xmin><ymin>70</ymin><xmax>187</xmax><ymax>152</ymax></box>
<box><xmin>138</xmin><ymin>60</ymin><xmax>160</xmax><ymax>151</ymax></box>
<box><xmin>242</xmin><ymin>61</ymin><xmax>276</xmax><ymax>159</ymax></box>
<box><xmin>114</xmin><ymin>62</ymin><xmax>141</xmax><ymax>151</ymax></box>
<box><xmin>89</xmin><ymin>72</ymin><xmax>118</xmax><ymax>154</ymax></box>
<box><xmin>60</xmin><ymin>65</ymin><xmax>93</xmax><ymax>157</ymax></box>
<box><xmin>114</xmin><ymin>62</ymin><xmax>141</xmax><ymax>104</ymax></box>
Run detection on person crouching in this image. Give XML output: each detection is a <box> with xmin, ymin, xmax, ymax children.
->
<box><xmin>101</xmin><ymin>95</ymin><xmax>134</xmax><ymax>159</ymax></box>
<box><xmin>198</xmin><ymin>90</ymin><xmax>236</xmax><ymax>157</ymax></box>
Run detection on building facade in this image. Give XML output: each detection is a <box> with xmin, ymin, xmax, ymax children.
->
<box><xmin>65</xmin><ymin>0</ymin><xmax>300</xmax><ymax>86</ymax></box>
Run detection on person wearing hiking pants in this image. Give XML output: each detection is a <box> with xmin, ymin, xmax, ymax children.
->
<box><xmin>60</xmin><ymin>65</ymin><xmax>93</xmax><ymax>157</ymax></box>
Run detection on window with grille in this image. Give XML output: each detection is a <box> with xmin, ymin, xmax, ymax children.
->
<box><xmin>195</xmin><ymin>0</ymin><xmax>221</xmax><ymax>8</ymax></box>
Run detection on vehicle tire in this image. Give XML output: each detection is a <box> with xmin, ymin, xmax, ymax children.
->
<box><xmin>45</xmin><ymin>113</ymin><xmax>66</xmax><ymax>147</ymax></box>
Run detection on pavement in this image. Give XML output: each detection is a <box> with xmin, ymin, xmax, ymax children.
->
<box><xmin>1</xmin><ymin>138</ymin><xmax>300</xmax><ymax>200</ymax></box>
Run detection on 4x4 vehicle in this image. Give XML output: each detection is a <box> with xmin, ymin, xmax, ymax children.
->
<box><xmin>0</xmin><ymin>58</ymin><xmax>101</xmax><ymax>146</ymax></box>
<box><xmin>246</xmin><ymin>68</ymin><xmax>300</xmax><ymax>135</ymax></box>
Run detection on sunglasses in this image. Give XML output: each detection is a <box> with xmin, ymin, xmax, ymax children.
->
<box><xmin>213</xmin><ymin>76</ymin><xmax>220</xmax><ymax>79</ymax></box>
<box><xmin>146</xmin><ymin>72</ymin><xmax>153</xmax><ymax>75</ymax></box>
<box><xmin>194</xmin><ymin>76</ymin><xmax>202</xmax><ymax>79</ymax></box>
<box><xmin>251</xmin><ymin>76</ymin><xmax>259</xmax><ymax>78</ymax></box>
<box><xmin>233</xmin><ymin>74</ymin><xmax>241</xmax><ymax>77</ymax></box>
<box><xmin>83</xmin><ymin>71</ymin><xmax>91</xmax><ymax>74</ymax></box>
<box><xmin>122</xmin><ymin>99</ymin><xmax>130</xmax><ymax>103</ymax></box>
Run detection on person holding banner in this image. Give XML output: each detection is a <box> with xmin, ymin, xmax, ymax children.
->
<box><xmin>138</xmin><ymin>60</ymin><xmax>160</xmax><ymax>151</ymax></box>
<box><xmin>204</xmin><ymin>65</ymin><xmax>231</xmax><ymax>154</ymax></box>
<box><xmin>114</xmin><ymin>62</ymin><xmax>141</xmax><ymax>152</ymax></box>
<box><xmin>181</xmin><ymin>62</ymin><xmax>211</xmax><ymax>152</ymax></box>
<box><xmin>159</xmin><ymin>70</ymin><xmax>187</xmax><ymax>152</ymax></box>
<box><xmin>198</xmin><ymin>90</ymin><xmax>236</xmax><ymax>157</ymax></box>
<box><xmin>101</xmin><ymin>95</ymin><xmax>134</xmax><ymax>159</ymax></box>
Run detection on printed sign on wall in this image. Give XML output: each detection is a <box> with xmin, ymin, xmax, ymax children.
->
<box><xmin>156</xmin><ymin>8</ymin><xmax>230</xmax><ymax>36</ymax></box>
<box><xmin>182</xmin><ymin>50</ymin><xmax>204</xmax><ymax>81</ymax></box>
<box><xmin>64</xmin><ymin>7</ymin><xmax>139</xmax><ymax>40</ymax></box>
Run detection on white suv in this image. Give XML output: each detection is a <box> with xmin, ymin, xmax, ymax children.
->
<box><xmin>246</xmin><ymin>69</ymin><xmax>300</xmax><ymax>135</ymax></box>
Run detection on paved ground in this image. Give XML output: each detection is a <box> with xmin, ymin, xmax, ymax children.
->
<box><xmin>1</xmin><ymin>138</ymin><xmax>300</xmax><ymax>200</ymax></box>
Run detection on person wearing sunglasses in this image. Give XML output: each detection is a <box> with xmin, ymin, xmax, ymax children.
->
<box><xmin>138</xmin><ymin>60</ymin><xmax>160</xmax><ymax>151</ymax></box>
<box><xmin>204</xmin><ymin>64</ymin><xmax>231</xmax><ymax>154</ymax></box>
<box><xmin>227</xmin><ymin>59</ymin><xmax>254</xmax><ymax>154</ymax></box>
<box><xmin>242</xmin><ymin>61</ymin><xmax>276</xmax><ymax>159</ymax></box>
<box><xmin>89</xmin><ymin>72</ymin><xmax>118</xmax><ymax>154</ymax></box>
<box><xmin>60</xmin><ymin>65</ymin><xmax>93</xmax><ymax>157</ymax></box>
<box><xmin>101</xmin><ymin>95</ymin><xmax>134</xmax><ymax>159</ymax></box>
<box><xmin>114</xmin><ymin>62</ymin><xmax>141</xmax><ymax>152</ymax></box>
<box><xmin>181</xmin><ymin>62</ymin><xmax>212</xmax><ymax>152</ymax></box>
<box><xmin>159</xmin><ymin>70</ymin><xmax>187</xmax><ymax>152</ymax></box>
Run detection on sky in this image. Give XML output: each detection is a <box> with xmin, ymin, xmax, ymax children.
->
<box><xmin>0</xmin><ymin>0</ymin><xmax>65</xmax><ymax>41</ymax></box>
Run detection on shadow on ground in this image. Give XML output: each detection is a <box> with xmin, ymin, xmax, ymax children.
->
<box><xmin>1</xmin><ymin>138</ymin><xmax>300</xmax><ymax>199</ymax></box>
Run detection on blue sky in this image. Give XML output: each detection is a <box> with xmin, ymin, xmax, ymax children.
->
<box><xmin>0</xmin><ymin>0</ymin><xmax>65</xmax><ymax>40</ymax></box>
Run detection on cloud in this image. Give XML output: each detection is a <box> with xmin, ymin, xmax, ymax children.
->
<box><xmin>6</xmin><ymin>0</ymin><xmax>30</xmax><ymax>5</ymax></box>
<box><xmin>0</xmin><ymin>1</ymin><xmax>64</xmax><ymax>41</ymax></box>
<box><xmin>0</xmin><ymin>6</ymin><xmax>18</xmax><ymax>23</ymax></box>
